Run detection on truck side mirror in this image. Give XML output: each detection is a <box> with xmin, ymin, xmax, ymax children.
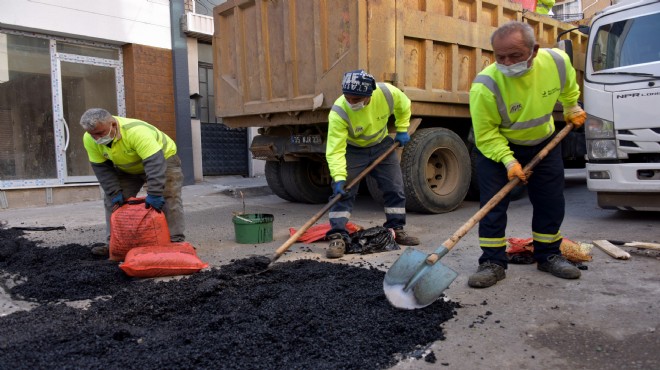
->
<box><xmin>557</xmin><ymin>39</ymin><xmax>574</xmax><ymax>64</ymax></box>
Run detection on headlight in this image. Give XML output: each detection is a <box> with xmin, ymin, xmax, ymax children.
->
<box><xmin>585</xmin><ymin>115</ymin><xmax>614</xmax><ymax>139</ymax></box>
<box><xmin>585</xmin><ymin>115</ymin><xmax>617</xmax><ymax>160</ymax></box>
<box><xmin>587</xmin><ymin>139</ymin><xmax>617</xmax><ymax>160</ymax></box>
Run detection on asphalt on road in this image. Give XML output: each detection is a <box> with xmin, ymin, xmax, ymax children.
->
<box><xmin>1</xmin><ymin>172</ymin><xmax>659</xmax><ymax>369</ymax></box>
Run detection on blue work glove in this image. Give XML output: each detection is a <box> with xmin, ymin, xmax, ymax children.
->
<box><xmin>111</xmin><ymin>192</ymin><xmax>124</xmax><ymax>212</ymax></box>
<box><xmin>332</xmin><ymin>180</ymin><xmax>347</xmax><ymax>198</ymax></box>
<box><xmin>145</xmin><ymin>194</ymin><xmax>165</xmax><ymax>212</ymax></box>
<box><xmin>395</xmin><ymin>132</ymin><xmax>410</xmax><ymax>147</ymax></box>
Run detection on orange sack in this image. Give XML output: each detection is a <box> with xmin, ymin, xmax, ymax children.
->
<box><xmin>110</xmin><ymin>197</ymin><xmax>171</xmax><ymax>262</ymax></box>
<box><xmin>120</xmin><ymin>242</ymin><xmax>209</xmax><ymax>278</ymax></box>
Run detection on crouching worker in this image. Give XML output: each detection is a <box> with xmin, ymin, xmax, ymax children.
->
<box><xmin>79</xmin><ymin>108</ymin><xmax>185</xmax><ymax>256</ymax></box>
<box><xmin>324</xmin><ymin>70</ymin><xmax>420</xmax><ymax>259</ymax></box>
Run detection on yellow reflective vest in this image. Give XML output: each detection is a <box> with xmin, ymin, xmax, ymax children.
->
<box><xmin>469</xmin><ymin>48</ymin><xmax>580</xmax><ymax>165</ymax></box>
<box><xmin>536</xmin><ymin>0</ymin><xmax>555</xmax><ymax>15</ymax></box>
<box><xmin>83</xmin><ymin>116</ymin><xmax>177</xmax><ymax>175</ymax></box>
<box><xmin>326</xmin><ymin>83</ymin><xmax>411</xmax><ymax>181</ymax></box>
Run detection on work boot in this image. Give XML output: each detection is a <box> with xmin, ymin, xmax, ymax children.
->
<box><xmin>393</xmin><ymin>228</ymin><xmax>420</xmax><ymax>246</ymax></box>
<box><xmin>90</xmin><ymin>243</ymin><xmax>109</xmax><ymax>257</ymax></box>
<box><xmin>468</xmin><ymin>262</ymin><xmax>506</xmax><ymax>288</ymax></box>
<box><xmin>537</xmin><ymin>254</ymin><xmax>581</xmax><ymax>279</ymax></box>
<box><xmin>326</xmin><ymin>233</ymin><xmax>346</xmax><ymax>259</ymax></box>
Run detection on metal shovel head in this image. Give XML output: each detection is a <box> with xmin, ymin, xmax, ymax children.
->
<box><xmin>383</xmin><ymin>247</ymin><xmax>458</xmax><ymax>309</ymax></box>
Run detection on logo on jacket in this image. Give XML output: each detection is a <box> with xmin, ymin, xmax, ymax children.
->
<box><xmin>355</xmin><ymin>126</ymin><xmax>364</xmax><ymax>134</ymax></box>
<box><xmin>103</xmin><ymin>153</ymin><xmax>109</xmax><ymax>159</ymax></box>
<box><xmin>509</xmin><ymin>103</ymin><xmax>522</xmax><ymax>114</ymax></box>
<box><xmin>541</xmin><ymin>87</ymin><xmax>560</xmax><ymax>98</ymax></box>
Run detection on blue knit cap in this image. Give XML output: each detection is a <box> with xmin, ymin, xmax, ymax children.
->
<box><xmin>341</xmin><ymin>70</ymin><xmax>376</xmax><ymax>97</ymax></box>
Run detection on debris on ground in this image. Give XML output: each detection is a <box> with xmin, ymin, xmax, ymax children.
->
<box><xmin>506</xmin><ymin>237</ymin><xmax>593</xmax><ymax>264</ymax></box>
<box><xmin>0</xmin><ymin>228</ymin><xmax>460</xmax><ymax>369</ymax></box>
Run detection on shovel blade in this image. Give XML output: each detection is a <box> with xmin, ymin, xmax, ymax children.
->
<box><xmin>384</xmin><ymin>247</ymin><xmax>458</xmax><ymax>309</ymax></box>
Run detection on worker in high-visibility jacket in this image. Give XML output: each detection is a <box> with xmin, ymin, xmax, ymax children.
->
<box><xmin>324</xmin><ymin>70</ymin><xmax>419</xmax><ymax>259</ymax></box>
<box><xmin>468</xmin><ymin>21</ymin><xmax>586</xmax><ymax>288</ymax></box>
<box><xmin>536</xmin><ymin>0</ymin><xmax>555</xmax><ymax>15</ymax></box>
<box><xmin>79</xmin><ymin>108</ymin><xmax>185</xmax><ymax>256</ymax></box>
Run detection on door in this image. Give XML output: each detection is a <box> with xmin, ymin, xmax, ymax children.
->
<box><xmin>53</xmin><ymin>42</ymin><xmax>125</xmax><ymax>183</ymax></box>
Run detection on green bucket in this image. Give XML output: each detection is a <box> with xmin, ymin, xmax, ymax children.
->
<box><xmin>232</xmin><ymin>213</ymin><xmax>274</xmax><ymax>244</ymax></box>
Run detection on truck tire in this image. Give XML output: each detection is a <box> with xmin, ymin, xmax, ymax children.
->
<box><xmin>401</xmin><ymin>128</ymin><xmax>471</xmax><ymax>214</ymax></box>
<box><xmin>265</xmin><ymin>161</ymin><xmax>297</xmax><ymax>202</ymax></box>
<box><xmin>280</xmin><ymin>159</ymin><xmax>333</xmax><ymax>204</ymax></box>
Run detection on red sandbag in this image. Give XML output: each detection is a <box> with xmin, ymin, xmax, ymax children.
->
<box><xmin>119</xmin><ymin>242</ymin><xmax>209</xmax><ymax>278</ymax></box>
<box><xmin>110</xmin><ymin>197</ymin><xmax>171</xmax><ymax>262</ymax></box>
<box><xmin>288</xmin><ymin>222</ymin><xmax>362</xmax><ymax>244</ymax></box>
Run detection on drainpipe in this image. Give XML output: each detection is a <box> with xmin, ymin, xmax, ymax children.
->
<box><xmin>170</xmin><ymin>0</ymin><xmax>195</xmax><ymax>185</ymax></box>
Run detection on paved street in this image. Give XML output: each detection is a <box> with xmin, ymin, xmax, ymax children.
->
<box><xmin>2</xmin><ymin>170</ymin><xmax>659</xmax><ymax>369</ymax></box>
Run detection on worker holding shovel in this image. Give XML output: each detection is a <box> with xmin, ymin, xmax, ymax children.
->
<box><xmin>468</xmin><ymin>21</ymin><xmax>586</xmax><ymax>288</ymax></box>
<box><xmin>324</xmin><ymin>70</ymin><xmax>420</xmax><ymax>258</ymax></box>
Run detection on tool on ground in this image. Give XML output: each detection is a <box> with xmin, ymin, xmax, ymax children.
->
<box><xmin>268</xmin><ymin>141</ymin><xmax>401</xmax><ymax>264</ymax></box>
<box><xmin>384</xmin><ymin>123</ymin><xmax>575</xmax><ymax>310</ymax></box>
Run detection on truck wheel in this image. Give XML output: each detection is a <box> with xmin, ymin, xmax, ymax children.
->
<box><xmin>280</xmin><ymin>159</ymin><xmax>333</xmax><ymax>204</ymax></box>
<box><xmin>401</xmin><ymin>128</ymin><xmax>471</xmax><ymax>214</ymax></box>
<box><xmin>365</xmin><ymin>175</ymin><xmax>385</xmax><ymax>206</ymax></box>
<box><xmin>265</xmin><ymin>161</ymin><xmax>297</xmax><ymax>202</ymax></box>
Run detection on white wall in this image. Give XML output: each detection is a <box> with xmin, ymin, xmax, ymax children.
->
<box><xmin>0</xmin><ymin>0</ymin><xmax>171</xmax><ymax>49</ymax></box>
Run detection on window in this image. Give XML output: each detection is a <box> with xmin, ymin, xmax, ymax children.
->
<box><xmin>591</xmin><ymin>12</ymin><xmax>660</xmax><ymax>71</ymax></box>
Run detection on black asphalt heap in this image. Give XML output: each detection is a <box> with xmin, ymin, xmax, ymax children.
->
<box><xmin>0</xmin><ymin>228</ymin><xmax>460</xmax><ymax>369</ymax></box>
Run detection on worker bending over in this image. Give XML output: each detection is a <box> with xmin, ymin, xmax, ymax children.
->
<box><xmin>79</xmin><ymin>108</ymin><xmax>185</xmax><ymax>256</ymax></box>
<box><xmin>324</xmin><ymin>70</ymin><xmax>420</xmax><ymax>258</ymax></box>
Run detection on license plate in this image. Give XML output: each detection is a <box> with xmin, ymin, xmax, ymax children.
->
<box><xmin>291</xmin><ymin>134</ymin><xmax>322</xmax><ymax>145</ymax></box>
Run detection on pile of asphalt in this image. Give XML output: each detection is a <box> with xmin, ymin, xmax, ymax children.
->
<box><xmin>0</xmin><ymin>228</ymin><xmax>460</xmax><ymax>369</ymax></box>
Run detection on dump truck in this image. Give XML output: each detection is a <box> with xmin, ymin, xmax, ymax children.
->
<box><xmin>213</xmin><ymin>0</ymin><xmax>588</xmax><ymax>213</ymax></box>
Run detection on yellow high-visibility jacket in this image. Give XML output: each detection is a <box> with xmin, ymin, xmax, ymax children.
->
<box><xmin>536</xmin><ymin>0</ymin><xmax>555</xmax><ymax>15</ymax></box>
<box><xmin>326</xmin><ymin>83</ymin><xmax>411</xmax><ymax>181</ymax></box>
<box><xmin>83</xmin><ymin>116</ymin><xmax>177</xmax><ymax>175</ymax></box>
<box><xmin>469</xmin><ymin>48</ymin><xmax>580</xmax><ymax>165</ymax></box>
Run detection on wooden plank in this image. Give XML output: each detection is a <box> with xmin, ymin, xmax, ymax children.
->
<box><xmin>593</xmin><ymin>240</ymin><xmax>631</xmax><ymax>260</ymax></box>
<box><xmin>612</xmin><ymin>241</ymin><xmax>660</xmax><ymax>251</ymax></box>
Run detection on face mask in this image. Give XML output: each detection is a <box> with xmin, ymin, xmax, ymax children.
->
<box><xmin>95</xmin><ymin>125</ymin><xmax>115</xmax><ymax>145</ymax></box>
<box><xmin>496</xmin><ymin>52</ymin><xmax>533</xmax><ymax>77</ymax></box>
<box><xmin>348</xmin><ymin>101</ymin><xmax>365</xmax><ymax>111</ymax></box>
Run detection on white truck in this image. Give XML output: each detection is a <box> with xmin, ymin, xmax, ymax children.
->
<box><xmin>582</xmin><ymin>0</ymin><xmax>660</xmax><ymax>211</ymax></box>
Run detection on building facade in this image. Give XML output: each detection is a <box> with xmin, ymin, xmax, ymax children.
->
<box><xmin>0</xmin><ymin>0</ymin><xmax>257</xmax><ymax>209</ymax></box>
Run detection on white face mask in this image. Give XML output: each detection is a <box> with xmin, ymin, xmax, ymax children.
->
<box><xmin>496</xmin><ymin>52</ymin><xmax>533</xmax><ymax>77</ymax></box>
<box><xmin>95</xmin><ymin>125</ymin><xmax>115</xmax><ymax>145</ymax></box>
<box><xmin>348</xmin><ymin>101</ymin><xmax>365</xmax><ymax>111</ymax></box>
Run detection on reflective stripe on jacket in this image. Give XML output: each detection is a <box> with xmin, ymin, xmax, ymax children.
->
<box><xmin>83</xmin><ymin>116</ymin><xmax>178</xmax><ymax>175</ymax></box>
<box><xmin>326</xmin><ymin>82</ymin><xmax>411</xmax><ymax>181</ymax></box>
<box><xmin>469</xmin><ymin>48</ymin><xmax>580</xmax><ymax>165</ymax></box>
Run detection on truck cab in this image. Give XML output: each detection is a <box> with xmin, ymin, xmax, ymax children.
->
<box><xmin>584</xmin><ymin>0</ymin><xmax>660</xmax><ymax>210</ymax></box>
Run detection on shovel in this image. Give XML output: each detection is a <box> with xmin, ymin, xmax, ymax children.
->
<box><xmin>268</xmin><ymin>140</ymin><xmax>402</xmax><ymax>264</ymax></box>
<box><xmin>384</xmin><ymin>123</ymin><xmax>575</xmax><ymax>310</ymax></box>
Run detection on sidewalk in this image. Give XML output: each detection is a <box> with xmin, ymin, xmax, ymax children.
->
<box><xmin>0</xmin><ymin>175</ymin><xmax>271</xmax><ymax>229</ymax></box>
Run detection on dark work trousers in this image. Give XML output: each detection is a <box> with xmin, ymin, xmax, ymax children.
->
<box><xmin>104</xmin><ymin>155</ymin><xmax>185</xmax><ymax>243</ymax></box>
<box><xmin>326</xmin><ymin>137</ymin><xmax>407</xmax><ymax>240</ymax></box>
<box><xmin>476</xmin><ymin>135</ymin><xmax>565</xmax><ymax>268</ymax></box>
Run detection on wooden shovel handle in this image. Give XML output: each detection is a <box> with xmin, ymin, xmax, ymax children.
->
<box><xmin>438</xmin><ymin>123</ymin><xmax>575</xmax><ymax>253</ymax></box>
<box><xmin>271</xmin><ymin>140</ymin><xmax>402</xmax><ymax>260</ymax></box>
